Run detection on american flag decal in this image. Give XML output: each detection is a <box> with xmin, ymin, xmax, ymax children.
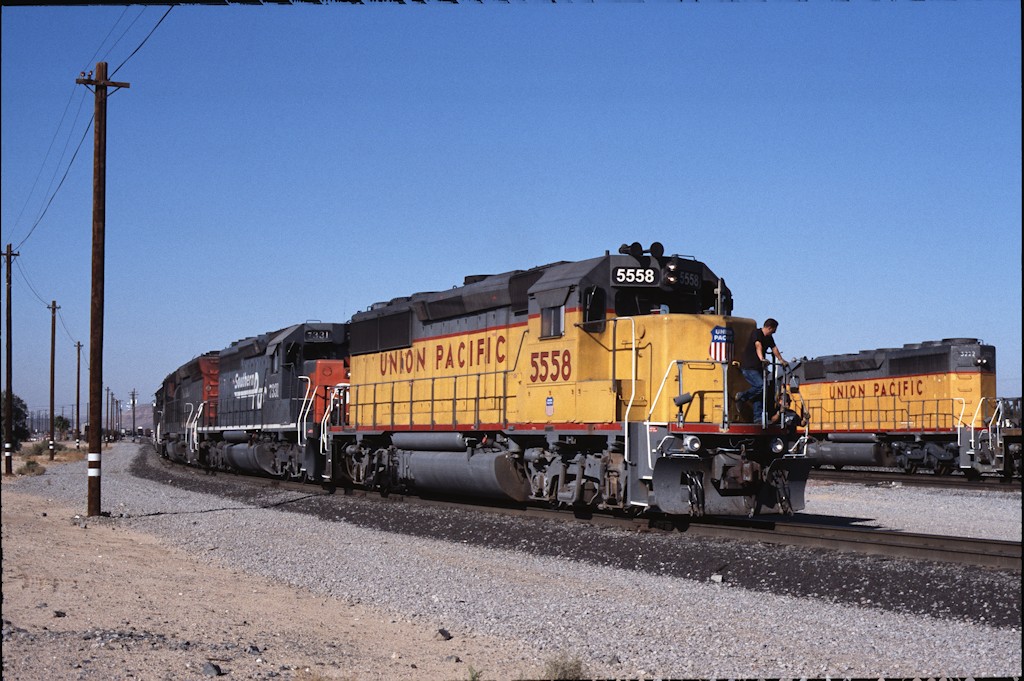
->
<box><xmin>709</xmin><ymin>326</ymin><xmax>734</xmax><ymax>363</ymax></box>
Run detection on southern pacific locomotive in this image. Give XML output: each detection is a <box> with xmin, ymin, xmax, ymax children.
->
<box><xmin>156</xmin><ymin>242</ymin><xmax>816</xmax><ymax>517</ymax></box>
<box><xmin>791</xmin><ymin>339</ymin><xmax>1021</xmax><ymax>478</ymax></box>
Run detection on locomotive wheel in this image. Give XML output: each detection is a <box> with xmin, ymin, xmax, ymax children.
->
<box><xmin>935</xmin><ymin>464</ymin><xmax>953</xmax><ymax>476</ymax></box>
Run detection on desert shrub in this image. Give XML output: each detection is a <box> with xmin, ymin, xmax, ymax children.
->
<box><xmin>22</xmin><ymin>441</ymin><xmax>66</xmax><ymax>457</ymax></box>
<box><xmin>543</xmin><ymin>652</ymin><xmax>586</xmax><ymax>680</ymax></box>
<box><xmin>16</xmin><ymin>459</ymin><xmax>45</xmax><ymax>476</ymax></box>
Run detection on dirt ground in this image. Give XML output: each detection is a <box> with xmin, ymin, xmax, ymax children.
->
<box><xmin>1</xmin><ymin>448</ymin><xmax>545</xmax><ymax>681</ymax></box>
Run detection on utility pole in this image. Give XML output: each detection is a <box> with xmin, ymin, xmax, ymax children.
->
<box><xmin>75</xmin><ymin>341</ymin><xmax>82</xmax><ymax>450</ymax></box>
<box><xmin>78</xmin><ymin>62</ymin><xmax>128</xmax><ymax>516</ymax></box>
<box><xmin>3</xmin><ymin>243</ymin><xmax>18</xmax><ymax>475</ymax></box>
<box><xmin>48</xmin><ymin>300</ymin><xmax>59</xmax><ymax>460</ymax></box>
<box><xmin>130</xmin><ymin>388</ymin><xmax>137</xmax><ymax>441</ymax></box>
<box><xmin>105</xmin><ymin>387</ymin><xmax>111</xmax><ymax>442</ymax></box>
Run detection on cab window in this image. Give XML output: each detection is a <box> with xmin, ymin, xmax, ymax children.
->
<box><xmin>541</xmin><ymin>305</ymin><xmax>564</xmax><ymax>338</ymax></box>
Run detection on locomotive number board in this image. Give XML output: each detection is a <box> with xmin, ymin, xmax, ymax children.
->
<box><xmin>305</xmin><ymin>329</ymin><xmax>333</xmax><ymax>342</ymax></box>
<box><xmin>612</xmin><ymin>266</ymin><xmax>660</xmax><ymax>287</ymax></box>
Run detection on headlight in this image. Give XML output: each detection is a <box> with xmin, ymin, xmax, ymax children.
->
<box><xmin>683</xmin><ymin>435</ymin><xmax>702</xmax><ymax>453</ymax></box>
<box><xmin>771</xmin><ymin>438</ymin><xmax>785</xmax><ymax>454</ymax></box>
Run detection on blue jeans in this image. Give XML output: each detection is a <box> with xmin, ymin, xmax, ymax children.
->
<box><xmin>739</xmin><ymin>367</ymin><xmax>766</xmax><ymax>416</ymax></box>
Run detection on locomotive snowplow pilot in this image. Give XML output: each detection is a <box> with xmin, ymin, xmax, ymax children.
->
<box><xmin>736</xmin><ymin>318</ymin><xmax>790</xmax><ymax>419</ymax></box>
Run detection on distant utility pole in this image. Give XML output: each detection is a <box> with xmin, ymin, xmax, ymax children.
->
<box><xmin>75</xmin><ymin>341</ymin><xmax>82</xmax><ymax>450</ymax></box>
<box><xmin>130</xmin><ymin>389</ymin><xmax>137</xmax><ymax>441</ymax></box>
<box><xmin>48</xmin><ymin>300</ymin><xmax>59</xmax><ymax>460</ymax></box>
<box><xmin>78</xmin><ymin>62</ymin><xmax>128</xmax><ymax>516</ymax></box>
<box><xmin>3</xmin><ymin>243</ymin><xmax>18</xmax><ymax>475</ymax></box>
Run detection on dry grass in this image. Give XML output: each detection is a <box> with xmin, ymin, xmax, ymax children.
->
<box><xmin>2</xmin><ymin>440</ymin><xmax>90</xmax><ymax>482</ymax></box>
<box><xmin>543</xmin><ymin>652</ymin><xmax>587</xmax><ymax>680</ymax></box>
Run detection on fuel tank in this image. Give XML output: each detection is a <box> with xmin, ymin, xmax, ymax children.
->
<box><xmin>400</xmin><ymin>449</ymin><xmax>529</xmax><ymax>502</ymax></box>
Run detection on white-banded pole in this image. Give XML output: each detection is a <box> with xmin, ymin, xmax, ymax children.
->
<box><xmin>77</xmin><ymin>62</ymin><xmax>129</xmax><ymax>516</ymax></box>
<box><xmin>4</xmin><ymin>244</ymin><xmax>18</xmax><ymax>476</ymax></box>
<box><xmin>48</xmin><ymin>300</ymin><xmax>59</xmax><ymax>461</ymax></box>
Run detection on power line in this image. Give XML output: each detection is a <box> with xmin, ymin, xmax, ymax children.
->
<box><xmin>6</xmin><ymin>87</ymin><xmax>85</xmax><ymax>244</ymax></box>
<box><xmin>84</xmin><ymin>6</ymin><xmax>132</xmax><ymax>73</ymax></box>
<box><xmin>57</xmin><ymin>309</ymin><xmax>79</xmax><ymax>346</ymax></box>
<box><xmin>101</xmin><ymin>8</ymin><xmax>148</xmax><ymax>71</ymax></box>
<box><xmin>111</xmin><ymin>6</ymin><xmax>174</xmax><ymax>78</ymax></box>
<box><xmin>13</xmin><ymin>258</ymin><xmax>50</xmax><ymax>309</ymax></box>
<box><xmin>13</xmin><ymin>114</ymin><xmax>94</xmax><ymax>252</ymax></box>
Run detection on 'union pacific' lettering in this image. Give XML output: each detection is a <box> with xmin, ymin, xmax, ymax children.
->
<box><xmin>829</xmin><ymin>379</ymin><xmax>926</xmax><ymax>399</ymax></box>
<box><xmin>828</xmin><ymin>384</ymin><xmax>867</xmax><ymax>399</ymax></box>
<box><xmin>872</xmin><ymin>379</ymin><xmax>925</xmax><ymax>398</ymax></box>
<box><xmin>437</xmin><ymin>335</ymin><xmax>507</xmax><ymax>370</ymax></box>
<box><xmin>379</xmin><ymin>348</ymin><xmax>427</xmax><ymax>376</ymax></box>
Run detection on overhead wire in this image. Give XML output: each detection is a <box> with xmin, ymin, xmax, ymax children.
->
<box><xmin>111</xmin><ymin>6</ymin><xmax>174</xmax><ymax>78</ymax></box>
<box><xmin>84</xmin><ymin>6</ymin><xmax>131</xmax><ymax>73</ymax></box>
<box><xmin>9</xmin><ymin>7</ymin><xmax>173</xmax><ymax>346</ymax></box>
<box><xmin>13</xmin><ymin>258</ymin><xmax>52</xmax><ymax>309</ymax></box>
<box><xmin>13</xmin><ymin>6</ymin><xmax>173</xmax><ymax>253</ymax></box>
<box><xmin>7</xmin><ymin>8</ymin><xmax>173</xmax><ymax>408</ymax></box>
<box><xmin>6</xmin><ymin>87</ymin><xmax>86</xmax><ymax>245</ymax></box>
<box><xmin>100</xmin><ymin>8</ymin><xmax>148</xmax><ymax>74</ymax></box>
<box><xmin>13</xmin><ymin>114</ymin><xmax>94</xmax><ymax>252</ymax></box>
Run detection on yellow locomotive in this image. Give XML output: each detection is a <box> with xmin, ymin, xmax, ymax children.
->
<box><xmin>791</xmin><ymin>340</ymin><xmax>1021</xmax><ymax>478</ymax></box>
<box><xmin>320</xmin><ymin>242</ymin><xmax>810</xmax><ymax>517</ymax></box>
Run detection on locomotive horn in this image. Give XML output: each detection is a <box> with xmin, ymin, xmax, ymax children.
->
<box><xmin>649</xmin><ymin>242</ymin><xmax>664</xmax><ymax>259</ymax></box>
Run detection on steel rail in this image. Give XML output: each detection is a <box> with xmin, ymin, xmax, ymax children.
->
<box><xmin>686</xmin><ymin>517</ymin><xmax>1022</xmax><ymax>571</ymax></box>
<box><xmin>809</xmin><ymin>468</ymin><xmax>1021</xmax><ymax>491</ymax></box>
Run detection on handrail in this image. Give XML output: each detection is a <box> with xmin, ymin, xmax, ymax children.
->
<box><xmin>321</xmin><ymin>385</ymin><xmax>347</xmax><ymax>454</ymax></box>
<box><xmin>350</xmin><ymin>368</ymin><xmax>512</xmax><ymax>430</ymax></box>
<box><xmin>183</xmin><ymin>403</ymin><xmax>195</xmax><ymax>454</ymax></box>
<box><xmin>193</xmin><ymin>401</ymin><xmax>206</xmax><ymax>453</ymax></box>
<box><xmin>648</xmin><ymin>360</ymin><xmax>685</xmax><ymax>423</ymax></box>
<box><xmin>645</xmin><ymin>358</ymin><xmax>723</xmax><ymax>471</ymax></box>
<box><xmin>296</xmin><ymin>376</ymin><xmax>313</xmax><ymax>447</ymax></box>
<box><xmin>954</xmin><ymin>397</ymin><xmax>969</xmax><ymax>429</ymax></box>
<box><xmin>965</xmin><ymin>397</ymin><xmax>992</xmax><ymax>450</ymax></box>
<box><xmin>608</xmin><ymin>317</ymin><xmax>637</xmax><ymax>467</ymax></box>
<box><xmin>805</xmin><ymin>396</ymin><xmax>973</xmax><ymax>432</ymax></box>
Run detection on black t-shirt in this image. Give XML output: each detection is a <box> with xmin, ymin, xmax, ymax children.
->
<box><xmin>741</xmin><ymin>328</ymin><xmax>776</xmax><ymax>370</ymax></box>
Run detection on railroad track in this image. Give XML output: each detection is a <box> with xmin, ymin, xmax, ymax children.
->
<box><xmin>503</xmin><ymin>504</ymin><xmax>1022</xmax><ymax>571</ymax></box>
<box><xmin>809</xmin><ymin>468</ymin><xmax>1022</xmax><ymax>492</ymax></box>
<box><xmin>688</xmin><ymin>517</ymin><xmax>1022</xmax><ymax>571</ymax></box>
<box><xmin>150</xmin><ymin>452</ymin><xmax>1021</xmax><ymax>572</ymax></box>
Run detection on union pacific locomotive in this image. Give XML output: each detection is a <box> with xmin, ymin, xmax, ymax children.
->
<box><xmin>790</xmin><ymin>339</ymin><xmax>1021</xmax><ymax>478</ymax></box>
<box><xmin>156</xmin><ymin>242</ymin><xmax>813</xmax><ymax>517</ymax></box>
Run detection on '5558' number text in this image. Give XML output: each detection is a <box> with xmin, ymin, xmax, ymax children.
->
<box><xmin>530</xmin><ymin>350</ymin><xmax>572</xmax><ymax>382</ymax></box>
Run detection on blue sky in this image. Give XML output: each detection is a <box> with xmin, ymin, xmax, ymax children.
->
<box><xmin>2</xmin><ymin>3</ymin><xmax>1021</xmax><ymax>419</ymax></box>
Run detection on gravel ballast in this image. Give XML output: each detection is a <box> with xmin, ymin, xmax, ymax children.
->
<box><xmin>4</xmin><ymin>442</ymin><xmax>1021</xmax><ymax>679</ymax></box>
